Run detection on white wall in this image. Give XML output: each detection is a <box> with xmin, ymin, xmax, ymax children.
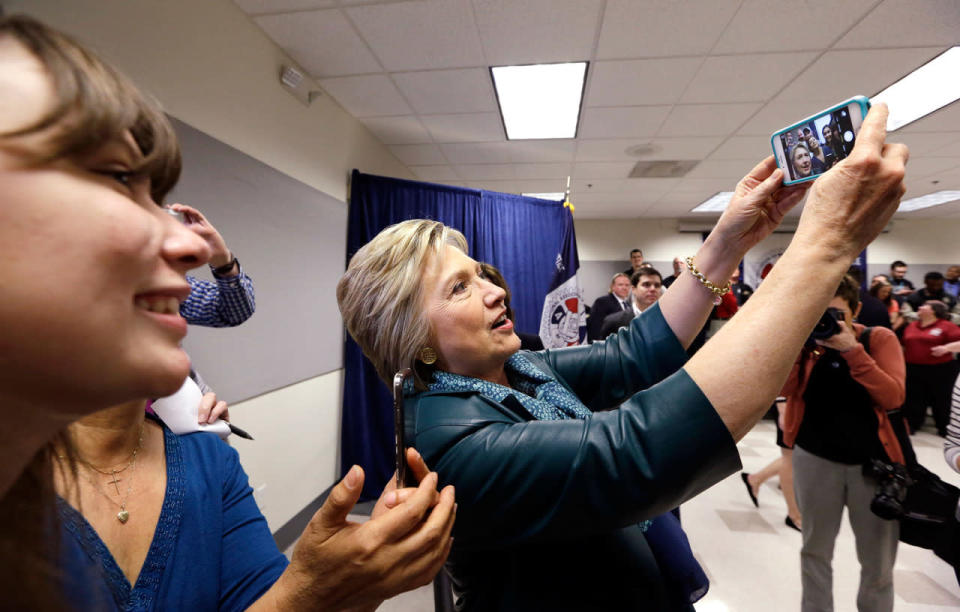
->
<box><xmin>10</xmin><ymin>0</ymin><xmax>414</xmax><ymax>531</ymax></box>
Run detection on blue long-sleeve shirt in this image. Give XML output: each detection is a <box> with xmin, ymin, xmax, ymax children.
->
<box><xmin>181</xmin><ymin>265</ymin><xmax>256</xmax><ymax>328</ymax></box>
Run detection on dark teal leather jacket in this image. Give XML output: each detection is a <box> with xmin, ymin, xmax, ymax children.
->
<box><xmin>406</xmin><ymin>304</ymin><xmax>742</xmax><ymax>611</ymax></box>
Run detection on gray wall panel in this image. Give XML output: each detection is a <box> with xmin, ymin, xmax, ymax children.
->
<box><xmin>170</xmin><ymin>118</ymin><xmax>346</xmax><ymax>403</ymax></box>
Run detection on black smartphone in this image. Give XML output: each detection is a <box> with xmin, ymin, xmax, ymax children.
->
<box><xmin>393</xmin><ymin>368</ymin><xmax>414</xmax><ymax>488</ymax></box>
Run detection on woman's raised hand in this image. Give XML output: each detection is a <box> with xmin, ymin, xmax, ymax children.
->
<box><xmin>254</xmin><ymin>453</ymin><xmax>455</xmax><ymax>611</ymax></box>
<box><xmin>711</xmin><ymin>157</ymin><xmax>811</xmax><ymax>257</ymax></box>
<box><xmin>794</xmin><ymin>103</ymin><xmax>908</xmax><ymax>258</ymax></box>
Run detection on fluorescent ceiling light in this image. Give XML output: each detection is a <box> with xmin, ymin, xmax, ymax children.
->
<box><xmin>491</xmin><ymin>62</ymin><xmax>587</xmax><ymax>140</ymax></box>
<box><xmin>522</xmin><ymin>192</ymin><xmax>565</xmax><ymax>201</ymax></box>
<box><xmin>897</xmin><ymin>190</ymin><xmax>960</xmax><ymax>212</ymax></box>
<box><xmin>690</xmin><ymin>192</ymin><xmax>735</xmax><ymax>213</ymax></box>
<box><xmin>872</xmin><ymin>46</ymin><xmax>960</xmax><ymax>132</ymax></box>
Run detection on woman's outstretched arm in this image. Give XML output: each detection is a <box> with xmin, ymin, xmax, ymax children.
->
<box><xmin>684</xmin><ymin>103</ymin><xmax>908</xmax><ymax>441</ymax></box>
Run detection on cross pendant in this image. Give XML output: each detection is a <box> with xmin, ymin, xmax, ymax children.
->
<box><xmin>108</xmin><ymin>471</ymin><xmax>122</xmax><ymax>495</ymax></box>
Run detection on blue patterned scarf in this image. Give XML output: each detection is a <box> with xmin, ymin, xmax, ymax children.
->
<box><xmin>428</xmin><ymin>353</ymin><xmax>592</xmax><ymax>421</ymax></box>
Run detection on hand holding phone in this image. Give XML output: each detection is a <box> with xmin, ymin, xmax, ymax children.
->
<box><xmin>771</xmin><ymin>95</ymin><xmax>871</xmax><ymax>184</ymax></box>
<box><xmin>393</xmin><ymin>368</ymin><xmax>414</xmax><ymax>488</ymax></box>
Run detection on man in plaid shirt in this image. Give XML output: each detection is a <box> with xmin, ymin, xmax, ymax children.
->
<box><xmin>170</xmin><ymin>203</ymin><xmax>255</xmax><ymax>327</ymax></box>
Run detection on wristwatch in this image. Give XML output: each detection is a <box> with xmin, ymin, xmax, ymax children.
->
<box><xmin>211</xmin><ymin>256</ymin><xmax>238</xmax><ymax>277</ymax></box>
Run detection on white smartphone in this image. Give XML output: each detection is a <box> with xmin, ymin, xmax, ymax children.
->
<box><xmin>771</xmin><ymin>95</ymin><xmax>871</xmax><ymax>185</ymax></box>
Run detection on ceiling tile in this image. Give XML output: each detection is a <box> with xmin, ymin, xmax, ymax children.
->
<box><xmin>706</xmin><ymin>136</ymin><xmax>770</xmax><ymax>160</ymax></box>
<box><xmin>420</xmin><ymin>113</ymin><xmax>504</xmax><ymax>143</ymax></box>
<box><xmin>512</xmin><ymin>163</ymin><xmax>573</xmax><ymax>179</ymax></box>
<box><xmin>572</xmin><ymin>178</ymin><xmax>680</xmax><ymax>197</ymax></box>
<box><xmin>894</xmin><ymin>131</ymin><xmax>960</xmax><ymax>156</ymax></box>
<box><xmin>836</xmin><ymin>0</ymin><xmax>960</xmax><ymax>48</ymax></box>
<box><xmin>319</xmin><ymin>74</ymin><xmax>412</xmax><ymax>116</ymax></box>
<box><xmin>575</xmin><ymin>137</ymin><xmax>722</xmax><ymax>161</ymax></box>
<box><xmin>392</xmin><ymin>68</ymin><xmax>498</xmax><ymax>114</ymax></box>
<box><xmin>586</xmin><ymin>58</ymin><xmax>703</xmax><ymax>106</ymax></box>
<box><xmin>579</xmin><ymin>106</ymin><xmax>671</xmax><ymax>139</ymax></box>
<box><xmin>596</xmin><ymin>0</ymin><xmax>740</xmax><ymax>58</ymax></box>
<box><xmin>409</xmin><ymin>165</ymin><xmax>460</xmax><ymax>182</ymax></box>
<box><xmin>898</xmin><ymin>101</ymin><xmax>960</xmax><ymax>133</ymax></box>
<box><xmin>712</xmin><ymin>0</ymin><xmax>875</xmax><ymax>54</ymax></box>
<box><xmin>680</xmin><ymin>52</ymin><xmax>817</xmax><ymax>104</ymax></box>
<box><xmin>360</xmin><ymin>115</ymin><xmax>432</xmax><ymax>144</ymax></box>
<box><xmin>234</xmin><ymin>0</ymin><xmax>335</xmax><ymax>15</ymax></box>
<box><xmin>254</xmin><ymin>9</ymin><xmax>382</xmax><ymax>77</ymax></box>
<box><xmin>572</xmin><ymin>162</ymin><xmax>637</xmax><ymax>178</ymax></box>
<box><xmin>387</xmin><ymin>143</ymin><xmax>448</xmax><ymax>165</ymax></box>
<box><xmin>441</xmin><ymin>142</ymin><xmax>514</xmax><ymax>164</ymax></box>
<box><xmin>658</xmin><ymin>103</ymin><xmax>763</xmax><ymax>137</ymax></box>
<box><xmin>472</xmin><ymin>0</ymin><xmax>603</xmax><ymax>65</ymax></box>
<box><xmin>506</xmin><ymin>140</ymin><xmax>577</xmax><ymax>163</ymax></box>
<box><xmin>346</xmin><ymin>0</ymin><xmax>485</xmax><ymax>71</ymax></box>
<box><xmin>454</xmin><ymin>164</ymin><xmax>517</xmax><ymax>180</ymax></box>
<box><xmin>735</xmin><ymin>97</ymin><xmax>827</xmax><ymax>137</ymax></box>
<box><xmin>777</xmin><ymin>48</ymin><xmax>945</xmax><ymax>107</ymax></box>
<box><xmin>903</xmin><ymin>158</ymin><xmax>960</xmax><ymax>179</ymax></box>
<box><xmin>685</xmin><ymin>159</ymin><xmax>758</xmax><ymax>180</ymax></box>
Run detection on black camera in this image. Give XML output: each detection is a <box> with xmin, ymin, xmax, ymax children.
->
<box><xmin>863</xmin><ymin>458</ymin><xmax>913</xmax><ymax>520</ymax></box>
<box><xmin>805</xmin><ymin>307</ymin><xmax>844</xmax><ymax>348</ymax></box>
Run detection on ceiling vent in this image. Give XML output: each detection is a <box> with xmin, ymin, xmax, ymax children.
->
<box><xmin>628</xmin><ymin>160</ymin><xmax>699</xmax><ymax>178</ymax></box>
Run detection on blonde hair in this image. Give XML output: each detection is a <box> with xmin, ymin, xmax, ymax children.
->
<box><xmin>337</xmin><ymin>219</ymin><xmax>468</xmax><ymax>390</ymax></box>
<box><xmin>0</xmin><ymin>14</ymin><xmax>181</xmax><ymax>202</ymax></box>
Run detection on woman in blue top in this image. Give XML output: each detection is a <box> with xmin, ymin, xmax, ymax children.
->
<box><xmin>0</xmin><ymin>15</ymin><xmax>453</xmax><ymax>609</ymax></box>
<box><xmin>336</xmin><ymin>105</ymin><xmax>908</xmax><ymax>609</ymax></box>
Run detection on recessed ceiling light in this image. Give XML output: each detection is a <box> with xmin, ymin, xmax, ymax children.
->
<box><xmin>491</xmin><ymin>62</ymin><xmax>587</xmax><ymax>140</ymax></box>
<box><xmin>872</xmin><ymin>46</ymin><xmax>960</xmax><ymax>132</ymax></box>
<box><xmin>690</xmin><ymin>192</ymin><xmax>735</xmax><ymax>213</ymax></box>
<box><xmin>522</xmin><ymin>192</ymin><xmax>565</xmax><ymax>201</ymax></box>
<box><xmin>897</xmin><ymin>190</ymin><xmax>960</xmax><ymax>212</ymax></box>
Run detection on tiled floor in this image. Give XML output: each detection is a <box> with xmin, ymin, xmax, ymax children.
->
<box><xmin>290</xmin><ymin>421</ymin><xmax>960</xmax><ymax>611</ymax></box>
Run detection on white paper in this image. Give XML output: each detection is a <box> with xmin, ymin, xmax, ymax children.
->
<box><xmin>152</xmin><ymin>376</ymin><xmax>231</xmax><ymax>440</ymax></box>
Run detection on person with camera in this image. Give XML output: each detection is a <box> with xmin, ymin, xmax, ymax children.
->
<box><xmin>780</xmin><ymin>275</ymin><xmax>906</xmax><ymax>612</ymax></box>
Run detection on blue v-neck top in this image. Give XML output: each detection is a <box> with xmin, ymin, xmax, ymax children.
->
<box><xmin>58</xmin><ymin>422</ymin><xmax>288</xmax><ymax>611</ymax></box>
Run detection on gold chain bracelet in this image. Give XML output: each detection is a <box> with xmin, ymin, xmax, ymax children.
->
<box><xmin>684</xmin><ymin>256</ymin><xmax>731</xmax><ymax>305</ymax></box>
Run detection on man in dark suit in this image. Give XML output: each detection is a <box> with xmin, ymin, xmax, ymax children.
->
<box><xmin>587</xmin><ymin>273</ymin><xmax>632</xmax><ymax>343</ymax></box>
<box><xmin>600</xmin><ymin>268</ymin><xmax>663</xmax><ymax>339</ymax></box>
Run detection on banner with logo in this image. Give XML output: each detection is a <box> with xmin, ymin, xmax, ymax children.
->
<box><xmin>539</xmin><ymin>208</ymin><xmax>586</xmax><ymax>347</ymax></box>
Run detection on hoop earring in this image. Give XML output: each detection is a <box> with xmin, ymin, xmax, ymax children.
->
<box><xmin>418</xmin><ymin>347</ymin><xmax>437</xmax><ymax>365</ymax></box>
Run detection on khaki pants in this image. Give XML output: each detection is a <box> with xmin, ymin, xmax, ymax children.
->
<box><xmin>793</xmin><ymin>445</ymin><xmax>899</xmax><ymax>612</ymax></box>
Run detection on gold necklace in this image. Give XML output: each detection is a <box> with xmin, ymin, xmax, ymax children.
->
<box><xmin>79</xmin><ymin>422</ymin><xmax>144</xmax><ymax>477</ymax></box>
<box><xmin>83</xmin><ymin>453</ymin><xmax>138</xmax><ymax>524</ymax></box>
<box><xmin>77</xmin><ymin>423</ymin><xmax>145</xmax><ymax>524</ymax></box>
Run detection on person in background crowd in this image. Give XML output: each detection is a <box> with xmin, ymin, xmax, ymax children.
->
<box><xmin>662</xmin><ymin>257</ymin><xmax>683</xmax><ymax>288</ymax></box>
<box><xmin>905</xmin><ymin>271</ymin><xmax>959</xmax><ymax>323</ymax></box>
<box><xmin>623</xmin><ymin>248</ymin><xmax>644</xmax><ymax>277</ymax></box>
<box><xmin>730</xmin><ymin>267</ymin><xmax>754</xmax><ymax>306</ymax></box>
<box><xmin>869</xmin><ymin>278</ymin><xmax>905</xmax><ymax>333</ymax></box>
<box><xmin>902</xmin><ymin>301</ymin><xmax>960</xmax><ymax>436</ymax></box>
<box><xmin>890</xmin><ymin>260</ymin><xmax>915</xmax><ymax>301</ymax></box>
<box><xmin>849</xmin><ymin>266</ymin><xmax>891</xmax><ymax>329</ymax></box>
<box><xmin>941</xmin><ymin>339</ymin><xmax>960</xmax><ymax>470</ymax></box>
<box><xmin>782</xmin><ymin>275</ymin><xmax>906</xmax><ymax>612</ymax></box>
<box><xmin>741</xmin><ymin>397</ymin><xmax>803</xmax><ymax>532</ymax></box>
<box><xmin>599</xmin><ymin>268</ymin><xmax>663</xmax><ymax>339</ymax></box>
<box><xmin>588</xmin><ymin>272</ymin><xmax>632</xmax><ymax>343</ymax></box>
<box><xmin>944</xmin><ymin>265</ymin><xmax>960</xmax><ymax>299</ymax></box>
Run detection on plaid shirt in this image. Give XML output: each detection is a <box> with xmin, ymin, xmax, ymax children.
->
<box><xmin>181</xmin><ymin>265</ymin><xmax>256</xmax><ymax>327</ymax></box>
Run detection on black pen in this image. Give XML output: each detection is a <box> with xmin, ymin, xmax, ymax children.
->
<box><xmin>228</xmin><ymin>423</ymin><xmax>254</xmax><ymax>440</ymax></box>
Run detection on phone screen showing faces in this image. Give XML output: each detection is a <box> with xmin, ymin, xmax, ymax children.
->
<box><xmin>778</xmin><ymin>106</ymin><xmax>859</xmax><ymax>182</ymax></box>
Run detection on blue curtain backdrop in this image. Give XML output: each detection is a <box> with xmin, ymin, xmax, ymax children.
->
<box><xmin>342</xmin><ymin>169</ymin><xmax>577</xmax><ymax>499</ymax></box>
